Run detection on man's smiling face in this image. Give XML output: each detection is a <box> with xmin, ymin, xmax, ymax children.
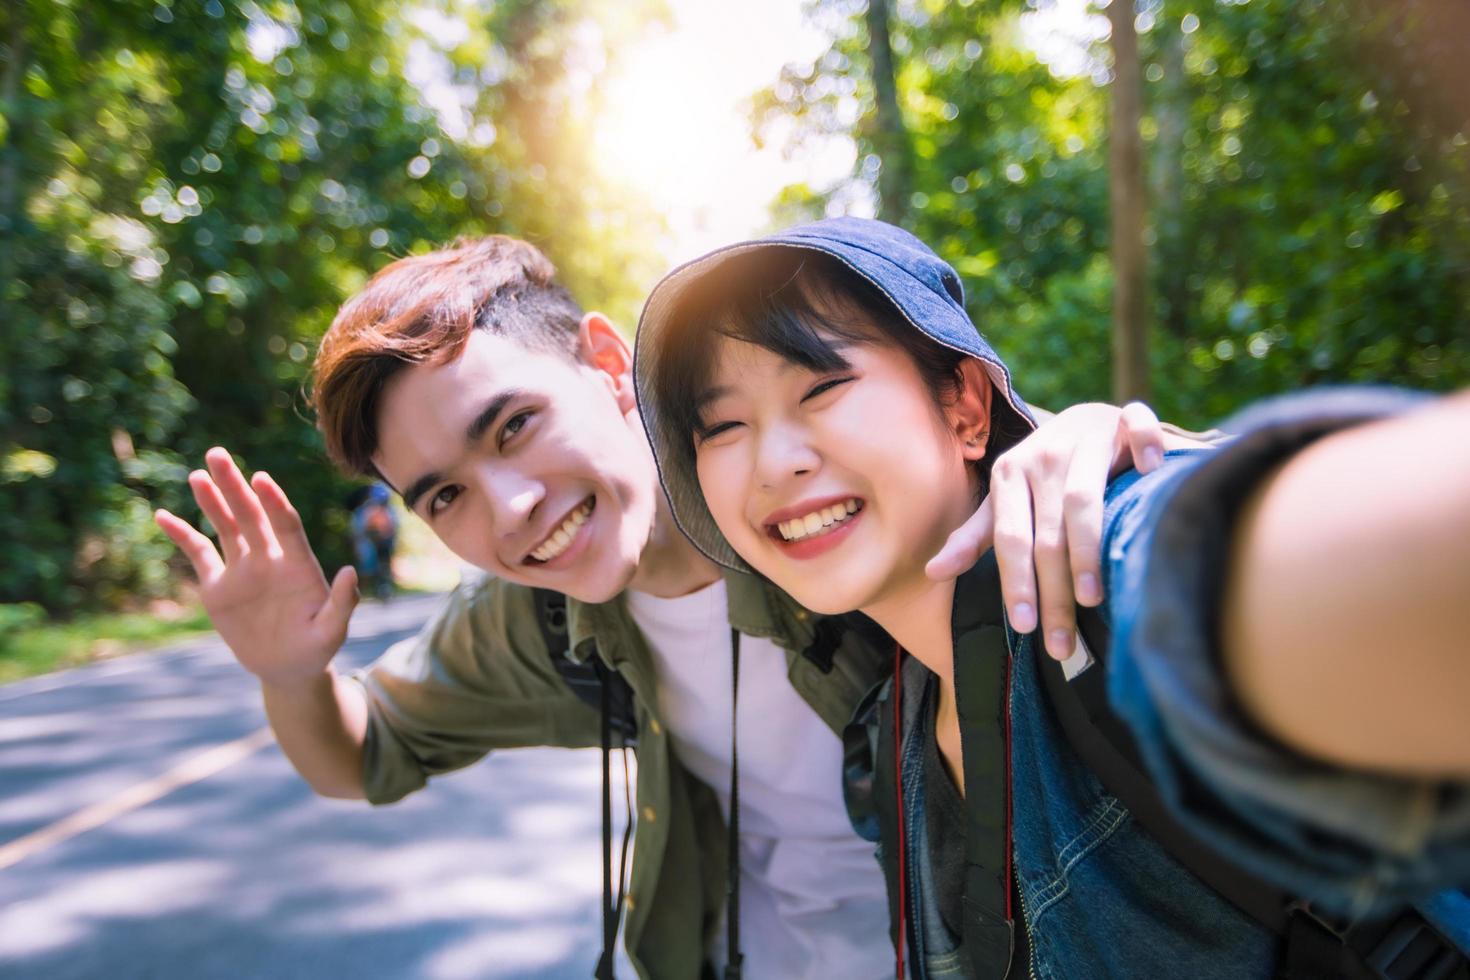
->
<box><xmin>372</xmin><ymin>317</ymin><xmax>660</xmax><ymax>603</ymax></box>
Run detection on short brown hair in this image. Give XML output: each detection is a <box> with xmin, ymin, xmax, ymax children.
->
<box><xmin>311</xmin><ymin>236</ymin><xmax>583</xmax><ymax>476</ymax></box>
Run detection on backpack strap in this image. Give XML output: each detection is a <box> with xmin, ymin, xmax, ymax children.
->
<box><xmin>531</xmin><ymin>588</ymin><xmax>637</xmax><ymax>746</ymax></box>
<box><xmin>951</xmin><ymin>553</ymin><xmax>1017</xmax><ymax>977</ymax></box>
<box><xmin>1047</xmin><ymin>607</ymin><xmax>1469</xmax><ymax>980</ymax></box>
<box><xmin>531</xmin><ymin>588</ymin><xmax>637</xmax><ymax>979</ymax></box>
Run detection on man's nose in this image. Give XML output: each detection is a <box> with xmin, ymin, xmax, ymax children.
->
<box><xmin>476</xmin><ymin>465</ymin><xmax>544</xmax><ymax>531</ymax></box>
<box><xmin>754</xmin><ymin>423</ymin><xmax>820</xmax><ymax>489</ymax></box>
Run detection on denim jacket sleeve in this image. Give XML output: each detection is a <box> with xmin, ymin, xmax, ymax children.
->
<box><xmin>1097</xmin><ymin>387</ymin><xmax>1470</xmax><ymax>917</ymax></box>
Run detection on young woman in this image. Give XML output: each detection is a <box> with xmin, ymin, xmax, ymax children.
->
<box><xmin>634</xmin><ymin>217</ymin><xmax>1470</xmax><ymax>978</ymax></box>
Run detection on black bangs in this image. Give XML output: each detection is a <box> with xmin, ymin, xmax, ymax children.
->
<box><xmin>658</xmin><ymin>248</ymin><xmax>892</xmax><ymax>469</ymax></box>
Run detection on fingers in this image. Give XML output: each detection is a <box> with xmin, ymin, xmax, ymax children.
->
<box><xmin>989</xmin><ymin>457</ymin><xmax>1039</xmax><ymax>635</ymax></box>
<box><xmin>154</xmin><ymin>509</ymin><xmax>225</xmax><ymax>584</ymax></box>
<box><xmin>1027</xmin><ymin>461</ymin><xmax>1078</xmax><ymax>661</ymax></box>
<box><xmin>1120</xmin><ymin>401</ymin><xmax>1165</xmax><ymax>474</ymax></box>
<box><xmin>205</xmin><ymin>447</ymin><xmax>277</xmax><ymax>557</ymax></box>
<box><xmin>310</xmin><ymin>566</ymin><xmax>360</xmax><ymax>651</ymax></box>
<box><xmin>926</xmin><ymin>497</ymin><xmax>994</xmax><ymax>581</ymax></box>
<box><xmin>1061</xmin><ymin>431</ymin><xmax>1114</xmax><ymax>608</ymax></box>
<box><xmin>188</xmin><ymin>468</ymin><xmax>245</xmax><ymax>564</ymax></box>
<box><xmin>253</xmin><ymin>471</ymin><xmax>315</xmax><ymax>564</ymax></box>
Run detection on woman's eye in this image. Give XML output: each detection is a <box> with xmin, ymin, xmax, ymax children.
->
<box><xmin>802</xmin><ymin>376</ymin><xmax>853</xmax><ymax>402</ymax></box>
<box><xmin>697</xmin><ymin>420</ymin><xmax>743</xmax><ymax>443</ymax></box>
<box><xmin>428</xmin><ymin>485</ymin><xmax>461</xmax><ymax>517</ymax></box>
<box><xmin>499</xmin><ymin>410</ymin><xmax>534</xmax><ymax>448</ymax></box>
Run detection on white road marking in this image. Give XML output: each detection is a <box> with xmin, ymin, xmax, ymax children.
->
<box><xmin>0</xmin><ymin>726</ymin><xmax>276</xmax><ymax>871</ymax></box>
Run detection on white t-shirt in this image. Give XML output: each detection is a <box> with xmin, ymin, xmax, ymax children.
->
<box><xmin>625</xmin><ymin>580</ymin><xmax>891</xmax><ymax>980</ymax></box>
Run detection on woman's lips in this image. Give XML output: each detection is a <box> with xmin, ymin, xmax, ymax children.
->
<box><xmin>769</xmin><ymin>506</ymin><xmax>864</xmax><ymax>560</ymax></box>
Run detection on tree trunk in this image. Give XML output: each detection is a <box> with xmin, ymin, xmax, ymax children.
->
<box><xmin>1152</xmin><ymin>22</ymin><xmax>1189</xmax><ymax>340</ymax></box>
<box><xmin>866</xmin><ymin>0</ymin><xmax>912</xmax><ymax>226</ymax></box>
<box><xmin>1</xmin><ymin>1</ymin><xmax>26</xmax><ymax>383</ymax></box>
<box><xmin>1108</xmin><ymin>0</ymin><xmax>1150</xmax><ymax>402</ymax></box>
<box><xmin>1</xmin><ymin>3</ymin><xmax>23</xmax><ymax>249</ymax></box>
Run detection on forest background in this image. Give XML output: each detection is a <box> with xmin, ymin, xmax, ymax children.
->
<box><xmin>2</xmin><ymin>0</ymin><xmax>1467</xmax><ymax>660</ymax></box>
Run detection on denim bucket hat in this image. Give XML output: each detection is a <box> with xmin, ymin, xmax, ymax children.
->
<box><xmin>634</xmin><ymin>216</ymin><xmax>1037</xmax><ymax>572</ymax></box>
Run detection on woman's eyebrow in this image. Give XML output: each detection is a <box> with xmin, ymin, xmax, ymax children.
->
<box><xmin>693</xmin><ymin>385</ymin><xmax>732</xmax><ymax>415</ymax></box>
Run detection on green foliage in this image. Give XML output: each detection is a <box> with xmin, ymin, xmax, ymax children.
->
<box><xmin>759</xmin><ymin>0</ymin><xmax>1470</xmax><ymax>426</ymax></box>
<box><xmin>0</xmin><ymin>603</ymin><xmax>215</xmax><ymax>684</ymax></box>
<box><xmin>2</xmin><ymin>0</ymin><xmax>663</xmax><ymax>616</ymax></box>
<box><xmin>0</xmin><ymin>602</ymin><xmax>46</xmax><ymax>642</ymax></box>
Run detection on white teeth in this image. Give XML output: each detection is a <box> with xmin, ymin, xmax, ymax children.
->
<box><xmin>776</xmin><ymin>499</ymin><xmax>863</xmax><ymax>542</ymax></box>
<box><xmin>530</xmin><ymin>501</ymin><xmax>593</xmax><ymax>563</ymax></box>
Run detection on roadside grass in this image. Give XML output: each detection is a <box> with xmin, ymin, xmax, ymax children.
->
<box><xmin>0</xmin><ymin>499</ymin><xmax>459</xmax><ymax>687</ymax></box>
<box><xmin>0</xmin><ymin>606</ymin><xmax>215</xmax><ymax>686</ymax></box>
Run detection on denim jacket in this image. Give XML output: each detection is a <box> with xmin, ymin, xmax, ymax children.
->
<box><xmin>855</xmin><ymin>388</ymin><xmax>1470</xmax><ymax>979</ymax></box>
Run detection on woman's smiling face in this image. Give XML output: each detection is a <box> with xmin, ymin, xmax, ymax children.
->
<box><xmin>692</xmin><ymin>330</ymin><xmax>986</xmax><ymax>615</ymax></box>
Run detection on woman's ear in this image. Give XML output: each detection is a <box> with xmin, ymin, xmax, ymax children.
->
<box><xmin>577</xmin><ymin>312</ymin><xmax>636</xmax><ymax>413</ymax></box>
<box><xmin>950</xmin><ymin>358</ymin><xmax>995</xmax><ymax>461</ymax></box>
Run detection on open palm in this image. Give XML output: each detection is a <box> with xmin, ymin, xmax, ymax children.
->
<box><xmin>155</xmin><ymin>447</ymin><xmax>360</xmax><ymax>687</ymax></box>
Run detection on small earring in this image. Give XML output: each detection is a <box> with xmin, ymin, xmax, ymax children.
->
<box><xmin>965</xmin><ymin>431</ymin><xmax>987</xmax><ymax>448</ymax></box>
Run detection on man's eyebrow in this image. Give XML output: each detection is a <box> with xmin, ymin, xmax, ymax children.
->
<box><xmin>401</xmin><ymin>390</ymin><xmax>522</xmax><ymax>511</ymax></box>
<box><xmin>466</xmin><ymin>390</ymin><xmax>521</xmax><ymax>443</ymax></box>
<box><xmin>401</xmin><ymin>470</ymin><xmax>441</xmax><ymax>513</ymax></box>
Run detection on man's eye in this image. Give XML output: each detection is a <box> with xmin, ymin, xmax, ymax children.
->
<box><xmin>428</xmin><ymin>485</ymin><xmax>461</xmax><ymax>517</ymax></box>
<box><xmin>802</xmin><ymin>376</ymin><xmax>853</xmax><ymax>402</ymax></box>
<box><xmin>500</xmin><ymin>410</ymin><xmax>534</xmax><ymax>448</ymax></box>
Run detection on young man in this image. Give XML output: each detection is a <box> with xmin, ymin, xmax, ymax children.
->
<box><xmin>154</xmin><ymin>235</ymin><xmax>1185</xmax><ymax>979</ymax></box>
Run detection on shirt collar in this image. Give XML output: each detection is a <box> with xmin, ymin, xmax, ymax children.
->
<box><xmin>562</xmin><ymin>567</ymin><xmax>819</xmax><ymax>665</ymax></box>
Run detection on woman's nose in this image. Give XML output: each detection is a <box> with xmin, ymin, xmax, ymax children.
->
<box><xmin>754</xmin><ymin>424</ymin><xmax>820</xmax><ymax>489</ymax></box>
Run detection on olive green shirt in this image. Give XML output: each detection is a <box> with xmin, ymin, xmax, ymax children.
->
<box><xmin>351</xmin><ymin>569</ymin><xmax>889</xmax><ymax>980</ymax></box>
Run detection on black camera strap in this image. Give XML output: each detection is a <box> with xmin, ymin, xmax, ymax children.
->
<box><xmin>535</xmin><ymin>590</ymin><xmax>758</xmax><ymax>979</ymax></box>
<box><xmin>724</xmin><ymin>627</ymin><xmax>744</xmax><ymax>980</ymax></box>
<box><xmin>532</xmin><ymin>589</ymin><xmax>635</xmax><ymax>980</ymax></box>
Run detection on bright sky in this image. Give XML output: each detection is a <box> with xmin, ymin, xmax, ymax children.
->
<box><xmin>588</xmin><ymin>0</ymin><xmax>1102</xmax><ymax>265</ymax></box>
<box><xmin>588</xmin><ymin>0</ymin><xmax>857</xmax><ymax>266</ymax></box>
<box><xmin>399</xmin><ymin>0</ymin><xmax>1101</xmax><ymax>268</ymax></box>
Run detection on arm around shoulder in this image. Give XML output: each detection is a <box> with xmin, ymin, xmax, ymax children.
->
<box><xmin>1221</xmin><ymin>390</ymin><xmax>1470</xmax><ymax>778</ymax></box>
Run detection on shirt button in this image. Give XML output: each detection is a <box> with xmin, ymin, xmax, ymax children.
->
<box><xmin>648</xmin><ymin>718</ymin><xmax>663</xmax><ymax>735</ymax></box>
<box><xmin>624</xmin><ymin>895</ymin><xmax>636</xmax><ymax>910</ymax></box>
<box><xmin>642</xmin><ymin>806</ymin><xmax>657</xmax><ymax>822</ymax></box>
<box><xmin>794</xmin><ymin>609</ymin><xmax>809</xmax><ymax>622</ymax></box>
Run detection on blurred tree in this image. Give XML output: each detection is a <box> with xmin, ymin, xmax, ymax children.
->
<box><xmin>1108</xmin><ymin>0</ymin><xmax>1149</xmax><ymax>402</ymax></box>
<box><xmin>1</xmin><ymin>0</ymin><xmax>663</xmax><ymax>615</ymax></box>
<box><xmin>865</xmin><ymin>0</ymin><xmax>913</xmax><ymax>225</ymax></box>
<box><xmin>756</xmin><ymin>0</ymin><xmax>1470</xmax><ymax>425</ymax></box>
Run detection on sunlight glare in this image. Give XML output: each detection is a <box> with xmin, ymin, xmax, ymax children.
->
<box><xmin>591</xmin><ymin>1</ymin><xmax>852</xmax><ymax>267</ymax></box>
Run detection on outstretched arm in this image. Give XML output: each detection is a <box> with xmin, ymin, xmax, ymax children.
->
<box><xmin>1222</xmin><ymin>390</ymin><xmax>1470</xmax><ymax>778</ymax></box>
<box><xmin>155</xmin><ymin>447</ymin><xmax>369</xmax><ymax>798</ymax></box>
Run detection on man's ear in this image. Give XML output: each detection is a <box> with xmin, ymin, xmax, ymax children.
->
<box><xmin>950</xmin><ymin>358</ymin><xmax>995</xmax><ymax>461</ymax></box>
<box><xmin>577</xmin><ymin>312</ymin><xmax>635</xmax><ymax>412</ymax></box>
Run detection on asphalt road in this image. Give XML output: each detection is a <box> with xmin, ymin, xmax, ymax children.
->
<box><xmin>0</xmin><ymin>594</ymin><xmax>634</xmax><ymax>980</ymax></box>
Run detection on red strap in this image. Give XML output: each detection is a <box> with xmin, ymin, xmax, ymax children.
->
<box><xmin>894</xmin><ymin>643</ymin><xmax>907</xmax><ymax>980</ymax></box>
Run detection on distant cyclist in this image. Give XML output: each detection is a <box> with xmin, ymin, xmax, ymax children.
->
<box><xmin>349</xmin><ymin>482</ymin><xmax>397</xmax><ymax>598</ymax></box>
